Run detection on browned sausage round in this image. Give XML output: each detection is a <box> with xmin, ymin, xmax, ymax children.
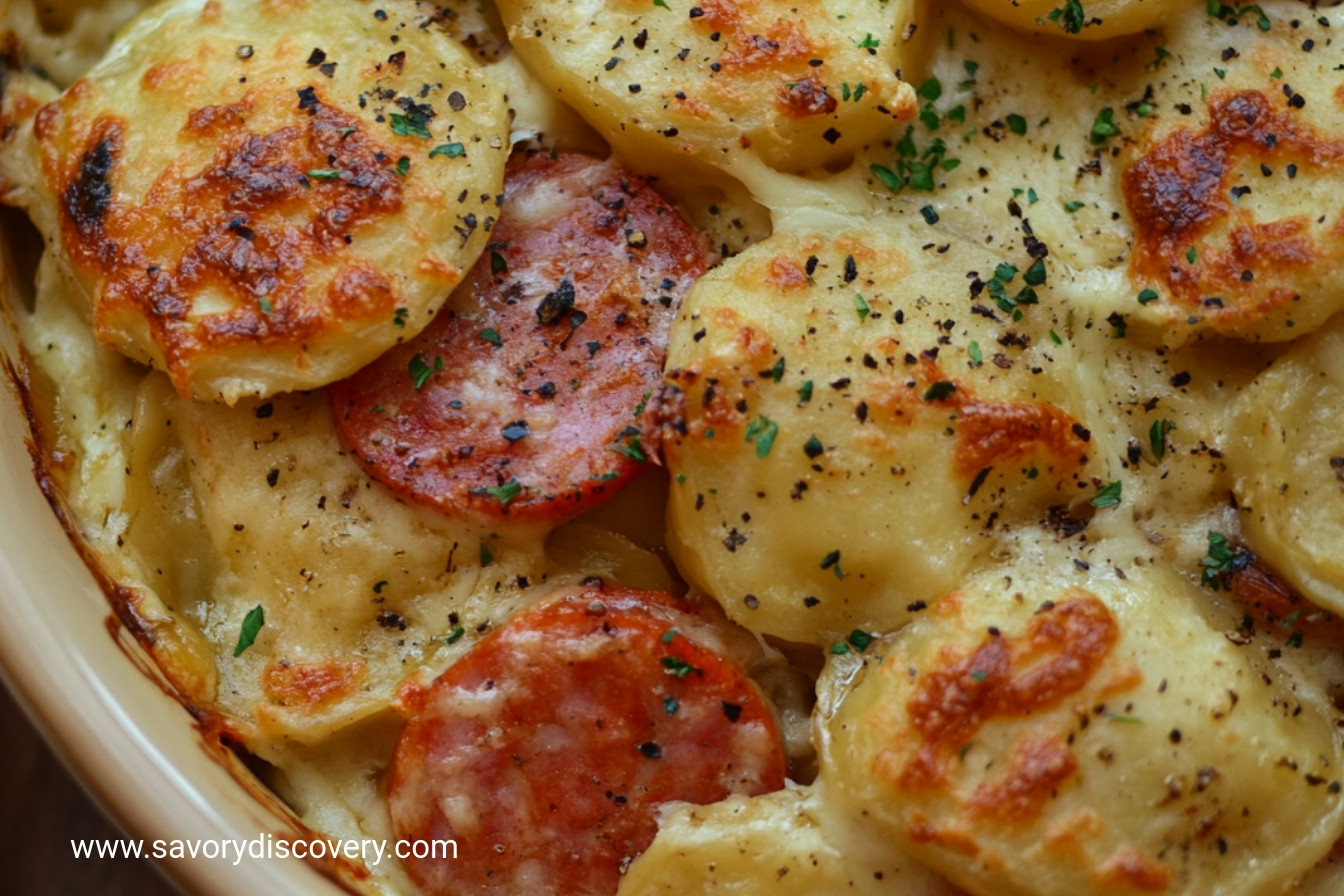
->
<box><xmin>329</xmin><ymin>153</ymin><xmax>707</xmax><ymax>522</ymax></box>
<box><xmin>387</xmin><ymin>583</ymin><xmax>787</xmax><ymax>896</ymax></box>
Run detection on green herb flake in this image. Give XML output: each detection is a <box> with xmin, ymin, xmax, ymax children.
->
<box><xmin>1046</xmin><ymin>0</ymin><xmax>1086</xmax><ymax>33</ymax></box>
<box><xmin>233</xmin><ymin>605</ymin><xmax>265</xmax><ymax>657</ymax></box>
<box><xmin>1137</xmin><ymin>288</ymin><xmax>1160</xmax><ymax>304</ymax></box>
<box><xmin>829</xmin><ymin>641</ymin><xmax>851</xmax><ymax>655</ymax></box>
<box><xmin>855</xmin><ymin>294</ymin><xmax>871</xmax><ymax>322</ymax></box>
<box><xmin>306</xmin><ymin>168</ymin><xmax>342</xmax><ymax>181</ymax></box>
<box><xmin>490</xmin><ymin>250</ymin><xmax>507</xmax><ymax>274</ymax></box>
<box><xmin>968</xmin><ymin>340</ymin><xmax>982</xmax><ymax>365</ymax></box>
<box><xmin>854</xmin><ymin>33</ymin><xmax>880</xmax><ymax>49</ymax></box>
<box><xmin>1200</xmin><ymin>531</ymin><xmax>1237</xmax><ymax>590</ymax></box>
<box><xmin>484</xmin><ymin>479</ymin><xmax>523</xmax><ymax>507</ymax></box>
<box><xmin>611</xmin><ymin>427</ymin><xmax>648</xmax><ymax>462</ymax></box>
<box><xmin>663</xmin><ymin>695</ymin><xmax>679</xmax><ymax>715</ymax></box>
<box><xmin>429</xmin><ymin>142</ymin><xmax>466</xmax><ymax>159</ymax></box>
<box><xmin>1108</xmin><ymin>714</ymin><xmax>1143</xmax><ymax>724</ymax></box>
<box><xmin>1006</xmin><ymin>113</ymin><xmax>1028</xmax><ymax>135</ymax></box>
<box><xmin>256</xmin><ymin>295</ymin><xmax>274</xmax><ymax>315</ymax></box>
<box><xmin>1186</xmin><ymin>246</ymin><xmax>1198</xmax><ymax>264</ymax></box>
<box><xmin>923</xmin><ymin>381</ymin><xmax>957</xmax><ymax>402</ymax></box>
<box><xmin>661</xmin><ymin>656</ymin><xmax>700</xmax><ymax>677</ymax></box>
<box><xmin>744</xmin><ymin>415</ymin><xmax>779</xmax><ymax>458</ymax></box>
<box><xmin>446</xmin><ymin>625</ymin><xmax>465</xmax><ymax>644</ymax></box>
<box><xmin>847</xmin><ymin>629</ymin><xmax>874</xmax><ymax>652</ymax></box>
<box><xmin>1149</xmin><ymin>418</ymin><xmax>1177</xmax><ymax>462</ymax></box>
<box><xmin>479</xmin><ymin>327</ymin><xmax>503</xmax><ymax>347</ymax></box>
<box><xmin>1090</xmin><ymin>479</ymin><xmax>1123</xmax><ymax>507</ymax></box>
<box><xmin>479</xmin><ymin>540</ymin><xmax>494</xmax><ymax>567</ymax></box>
<box><xmin>1023</xmin><ymin>258</ymin><xmax>1047</xmax><ymax>286</ymax></box>
<box><xmin>1049</xmin><ymin>329</ymin><xmax>1063</xmax><ymax>345</ymax></box>
<box><xmin>1089</xmin><ymin>107</ymin><xmax>1119</xmax><ymax>145</ymax></box>
<box><xmin>797</xmin><ymin>380</ymin><xmax>814</xmax><ymax>405</ymax></box>
<box><xmin>408</xmin><ymin>353</ymin><xmax>443</xmax><ymax>390</ymax></box>
<box><xmin>389</xmin><ymin>112</ymin><xmax>432</xmax><ymax>140</ymax></box>
<box><xmin>394</xmin><ymin>155</ymin><xmax>411</xmax><ymax>176</ymax></box>
<box><xmin>1063</xmin><ymin>200</ymin><xmax>1085</xmax><ymax>213</ymax></box>
<box><xmin>916</xmin><ymin>76</ymin><xmax>942</xmax><ymax>101</ymax></box>
<box><xmin>393</xmin><ymin>306</ymin><xmax>409</xmax><ymax>328</ymax></box>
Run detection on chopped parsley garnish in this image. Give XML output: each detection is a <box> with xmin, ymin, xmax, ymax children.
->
<box><xmin>661</xmin><ymin>656</ymin><xmax>700</xmax><ymax>677</ymax></box>
<box><xmin>1200</xmin><ymin>531</ymin><xmax>1237</xmax><ymax>590</ymax></box>
<box><xmin>923</xmin><ymin>381</ymin><xmax>957</xmax><ymax>402</ymax></box>
<box><xmin>1208</xmin><ymin>1</ymin><xmax>1271</xmax><ymax>31</ymax></box>
<box><xmin>389</xmin><ymin>111</ymin><xmax>432</xmax><ymax>140</ymax></box>
<box><xmin>744</xmin><ymin>415</ymin><xmax>779</xmax><ymax>458</ymax></box>
<box><xmin>445</xmin><ymin>625</ymin><xmax>465</xmax><ymax>644</ymax></box>
<box><xmin>478</xmin><ymin>327</ymin><xmax>503</xmax><ymax>347</ymax></box>
<box><xmin>1090</xmin><ymin>480</ymin><xmax>1123</xmax><ymax>507</ymax></box>
<box><xmin>306</xmin><ymin>168</ymin><xmax>342</xmax><ymax>181</ymax></box>
<box><xmin>233</xmin><ymin>605</ymin><xmax>265</xmax><ymax>657</ymax></box>
<box><xmin>854</xmin><ymin>294</ymin><xmax>871</xmax><ymax>322</ymax></box>
<box><xmin>1137</xmin><ymin>288</ymin><xmax>1160</xmax><ymax>304</ymax></box>
<box><xmin>611</xmin><ymin>427</ymin><xmax>648</xmax><ymax>462</ymax></box>
<box><xmin>483</xmin><ymin>479</ymin><xmax>523</xmax><ymax>507</ymax></box>
<box><xmin>428</xmin><ymin>142</ymin><xmax>466</xmax><ymax>159</ymax></box>
<box><xmin>408</xmin><ymin>353</ymin><xmax>443</xmax><ymax>390</ymax></box>
<box><xmin>393</xmin><ymin>307</ymin><xmax>409</xmax><ymax>328</ymax></box>
<box><xmin>1045</xmin><ymin>0</ymin><xmax>1086</xmax><ymax>33</ymax></box>
<box><xmin>663</xmin><ymin>696</ymin><xmax>679</xmax><ymax>715</ymax></box>
<box><xmin>981</xmin><ymin>262</ymin><xmax>1039</xmax><ymax>318</ymax></box>
<box><xmin>967</xmin><ymin>341</ymin><xmax>982</xmax><ymax>366</ymax></box>
<box><xmin>1089</xmin><ymin>107</ymin><xmax>1119</xmax><ymax>145</ymax></box>
<box><xmin>870</xmin><ymin>127</ymin><xmax>961</xmax><ymax>194</ymax></box>
<box><xmin>797</xmin><ymin>380</ymin><xmax>813</xmax><ymax>405</ymax></box>
<box><xmin>846</xmin><ymin>629</ymin><xmax>874</xmax><ymax>652</ymax></box>
<box><xmin>479</xmin><ymin>541</ymin><xmax>494</xmax><ymax>567</ymax></box>
<box><xmin>634</xmin><ymin>388</ymin><xmax>652</xmax><ymax>417</ymax></box>
<box><xmin>256</xmin><ymin>295</ymin><xmax>273</xmax><ymax>315</ymax></box>
<box><xmin>1149</xmin><ymin>418</ymin><xmax>1177</xmax><ymax>462</ymax></box>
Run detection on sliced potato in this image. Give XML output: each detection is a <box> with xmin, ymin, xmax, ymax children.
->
<box><xmin>33</xmin><ymin>0</ymin><xmax>509</xmax><ymax>402</ymax></box>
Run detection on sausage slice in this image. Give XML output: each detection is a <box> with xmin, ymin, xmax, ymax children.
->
<box><xmin>388</xmin><ymin>584</ymin><xmax>787</xmax><ymax>896</ymax></box>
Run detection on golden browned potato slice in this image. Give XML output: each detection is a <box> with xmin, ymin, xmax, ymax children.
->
<box><xmin>962</xmin><ymin>0</ymin><xmax>1173</xmax><ymax>41</ymax></box>
<box><xmin>495</xmin><ymin>0</ymin><xmax>926</xmax><ymax>175</ymax></box>
<box><xmin>663</xmin><ymin>217</ymin><xmax>1095</xmax><ymax>645</ymax></box>
<box><xmin>34</xmin><ymin>0</ymin><xmax>509</xmax><ymax>403</ymax></box>
<box><xmin>821</xmin><ymin>534</ymin><xmax>1344</xmax><ymax>896</ymax></box>
<box><xmin>1226</xmin><ymin>319</ymin><xmax>1344</xmax><ymax>617</ymax></box>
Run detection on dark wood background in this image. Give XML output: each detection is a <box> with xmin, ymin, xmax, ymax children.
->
<box><xmin>0</xmin><ymin>681</ymin><xmax>179</xmax><ymax>895</ymax></box>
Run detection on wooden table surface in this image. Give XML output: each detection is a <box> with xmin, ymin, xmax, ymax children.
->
<box><xmin>0</xmin><ymin>679</ymin><xmax>179</xmax><ymax>895</ymax></box>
